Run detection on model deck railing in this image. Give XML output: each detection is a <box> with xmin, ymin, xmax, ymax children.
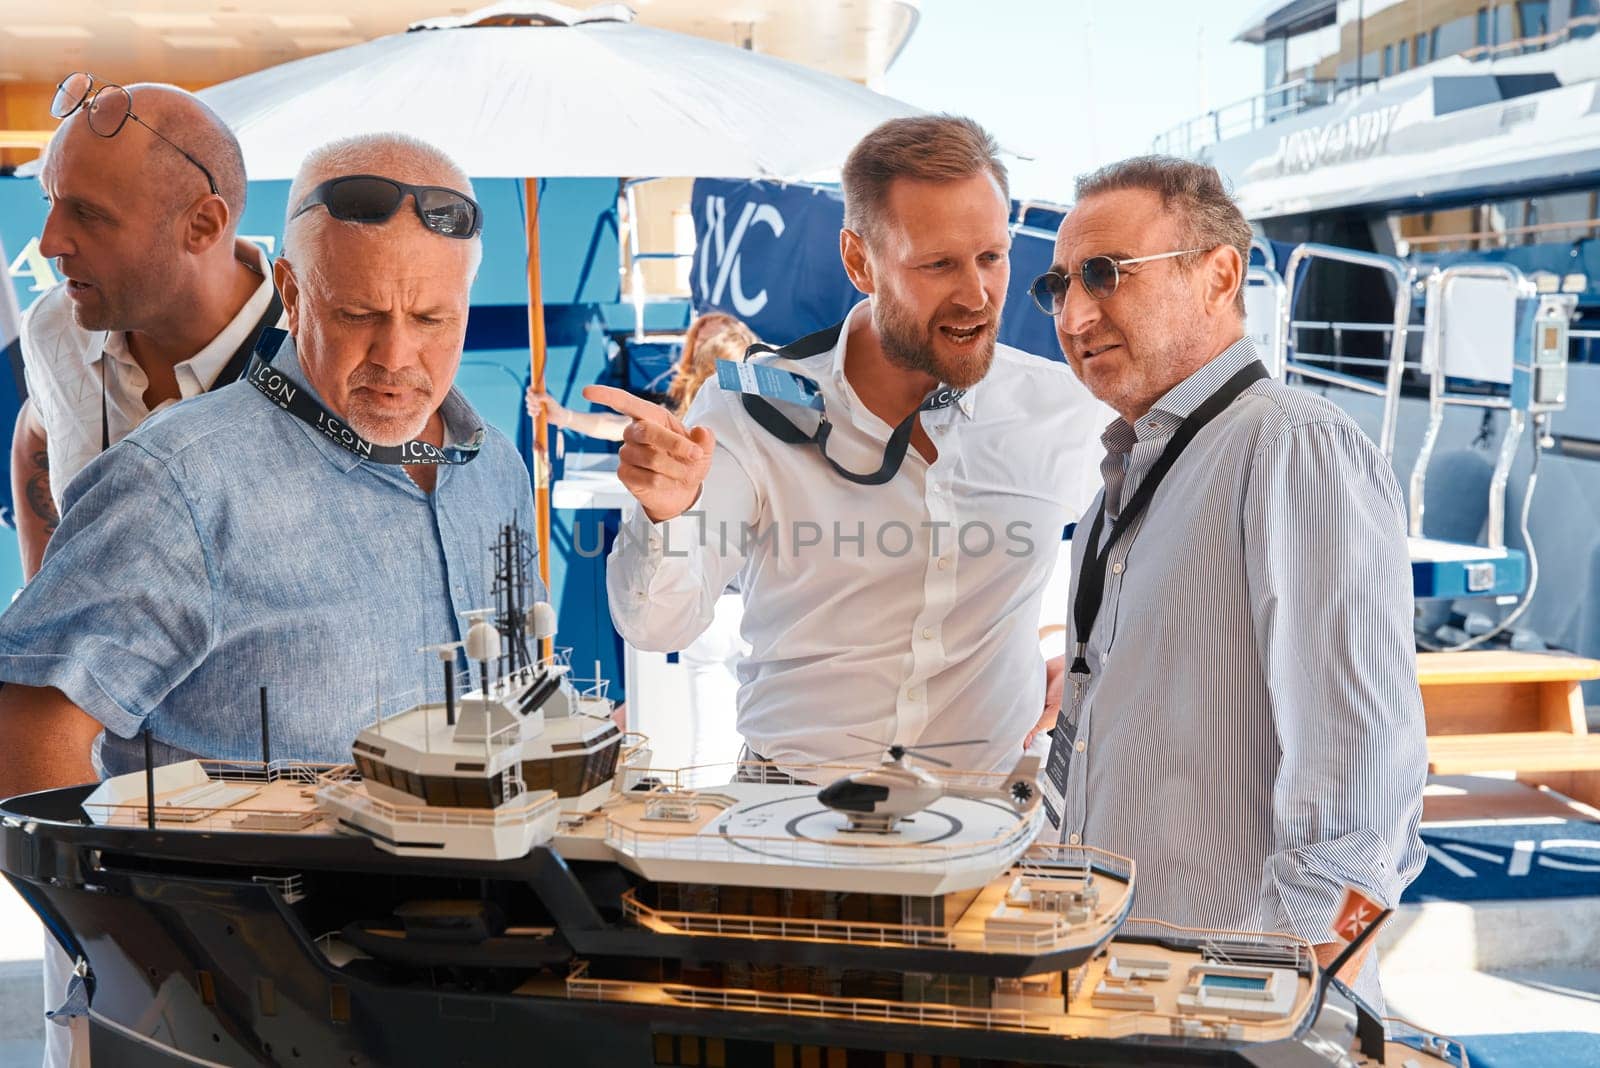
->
<box><xmin>621</xmin><ymin>889</ymin><xmax>959</xmax><ymax>948</ymax></box>
<box><xmin>602</xmin><ymin>803</ymin><xmax>1038</xmax><ymax>871</ymax></box>
<box><xmin>316</xmin><ymin>776</ymin><xmax>561</xmax><ymax>828</ymax></box>
<box><xmin>564</xmin><ymin>964</ymin><xmax>1305</xmax><ymax>1042</ymax></box>
<box><xmin>566</xmin><ymin>961</ymin><xmax>1054</xmax><ymax>1034</ymax></box>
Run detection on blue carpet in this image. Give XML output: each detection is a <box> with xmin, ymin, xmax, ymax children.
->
<box><xmin>1459</xmin><ymin>1031</ymin><xmax>1600</xmax><ymax>1068</ymax></box>
<box><xmin>1406</xmin><ymin>820</ymin><xmax>1600</xmax><ymax>903</ymax></box>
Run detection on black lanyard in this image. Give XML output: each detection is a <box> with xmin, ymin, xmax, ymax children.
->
<box><xmin>99</xmin><ymin>287</ymin><xmax>284</xmax><ymax>453</ymax></box>
<box><xmin>246</xmin><ymin>328</ymin><xmax>483</xmax><ymax>467</ymax></box>
<box><xmin>731</xmin><ymin>320</ymin><xmax>965</xmax><ymax>486</ymax></box>
<box><xmin>1068</xmin><ymin>360</ymin><xmax>1269</xmax><ymax>677</ymax></box>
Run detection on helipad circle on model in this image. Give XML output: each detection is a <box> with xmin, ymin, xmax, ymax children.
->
<box><xmin>597</xmin><ymin>781</ymin><xmax>1044</xmax><ymax>896</ymax></box>
<box><xmin>722</xmin><ymin>791</ymin><xmax>1021</xmax><ymax>857</ymax></box>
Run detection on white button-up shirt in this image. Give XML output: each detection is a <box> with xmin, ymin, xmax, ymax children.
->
<box><xmin>20</xmin><ymin>241</ymin><xmax>279</xmax><ymax>510</ymax></box>
<box><xmin>607</xmin><ymin>300</ymin><xmax>1111</xmax><ymax>774</ymax></box>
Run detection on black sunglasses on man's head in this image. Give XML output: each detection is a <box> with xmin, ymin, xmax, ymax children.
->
<box><xmin>292</xmin><ymin>174</ymin><xmax>482</xmax><ymax>240</ymax></box>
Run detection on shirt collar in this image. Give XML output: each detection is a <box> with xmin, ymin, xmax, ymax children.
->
<box><xmin>1104</xmin><ymin>335</ymin><xmax>1260</xmax><ymax>447</ymax></box>
<box><xmin>266</xmin><ymin>334</ymin><xmax>485</xmax><ymax>476</ymax></box>
<box><xmin>832</xmin><ymin>298</ymin><xmax>980</xmax><ymax>421</ymax></box>
<box><xmin>87</xmin><ymin>241</ymin><xmax>276</xmax><ymax>393</ymax></box>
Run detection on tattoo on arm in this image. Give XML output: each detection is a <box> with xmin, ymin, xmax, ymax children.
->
<box><xmin>25</xmin><ymin>449</ymin><xmax>57</xmax><ymax>537</ymax></box>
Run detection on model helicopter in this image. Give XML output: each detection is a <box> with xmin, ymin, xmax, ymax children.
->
<box><xmin>816</xmin><ymin>735</ymin><xmax>1042</xmax><ymax>833</ymax></box>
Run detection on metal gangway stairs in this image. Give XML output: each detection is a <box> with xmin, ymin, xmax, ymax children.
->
<box><xmin>1405</xmin><ymin>264</ymin><xmax>1574</xmax><ymax>607</ymax></box>
<box><xmin>1256</xmin><ymin>244</ymin><xmax>1575</xmax><ymax>615</ymax></box>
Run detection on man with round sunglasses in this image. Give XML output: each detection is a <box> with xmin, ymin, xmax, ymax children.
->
<box><xmin>0</xmin><ymin>131</ymin><xmax>533</xmax><ymax>819</ymax></box>
<box><xmin>1033</xmin><ymin>155</ymin><xmax>1426</xmax><ymax>1008</ymax></box>
<box><xmin>11</xmin><ymin>76</ymin><xmax>280</xmax><ymax>582</ymax></box>
<box><xmin>598</xmin><ymin>115</ymin><xmax>1109</xmax><ymax>778</ymax></box>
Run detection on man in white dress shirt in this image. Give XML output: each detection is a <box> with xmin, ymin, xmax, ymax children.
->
<box><xmin>11</xmin><ymin>78</ymin><xmax>281</xmax><ymax>580</ymax></box>
<box><xmin>597</xmin><ymin>116</ymin><xmax>1109</xmax><ymax>776</ymax></box>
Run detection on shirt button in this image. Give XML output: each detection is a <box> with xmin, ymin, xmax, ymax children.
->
<box><xmin>1074</xmin><ymin>740</ymin><xmax>1086</xmax><ymax>753</ymax></box>
<box><xmin>1111</xmin><ymin>562</ymin><xmax>1124</xmax><ymax>575</ymax></box>
<box><xmin>936</xmin><ymin>557</ymin><xmax>950</xmax><ymax>571</ymax></box>
<box><xmin>907</xmin><ymin>688</ymin><xmax>921</xmax><ymax>701</ymax></box>
<box><xmin>1068</xmin><ymin>833</ymin><xmax>1081</xmax><ymax>845</ymax></box>
<box><xmin>921</xmin><ymin>627</ymin><xmax>933</xmax><ymax>640</ymax></box>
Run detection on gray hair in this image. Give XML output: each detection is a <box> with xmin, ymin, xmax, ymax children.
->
<box><xmin>1075</xmin><ymin>155</ymin><xmax>1252</xmax><ymax>316</ymax></box>
<box><xmin>283</xmin><ymin>132</ymin><xmax>482</xmax><ymax>276</ymax></box>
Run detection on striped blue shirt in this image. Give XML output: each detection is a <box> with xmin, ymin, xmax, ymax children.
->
<box><xmin>1051</xmin><ymin>336</ymin><xmax>1427</xmax><ymax>1001</ymax></box>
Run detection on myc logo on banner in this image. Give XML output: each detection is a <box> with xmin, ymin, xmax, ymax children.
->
<box><xmin>698</xmin><ymin>196</ymin><xmax>785</xmax><ymax>318</ymax></box>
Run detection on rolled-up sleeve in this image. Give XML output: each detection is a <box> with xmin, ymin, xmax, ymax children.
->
<box><xmin>1244</xmin><ymin>419</ymin><xmax>1428</xmax><ymax>943</ymax></box>
<box><xmin>0</xmin><ymin>442</ymin><xmax>215</xmax><ymax>739</ymax></box>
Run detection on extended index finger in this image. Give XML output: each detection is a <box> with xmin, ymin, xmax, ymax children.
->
<box><xmin>582</xmin><ymin>385</ymin><xmax>679</xmax><ymax>429</ymax></box>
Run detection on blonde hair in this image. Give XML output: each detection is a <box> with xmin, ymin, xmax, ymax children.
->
<box><xmin>841</xmin><ymin>115</ymin><xmax>1009</xmax><ymax>244</ymax></box>
<box><xmin>668</xmin><ymin>313</ymin><xmax>759</xmax><ymax>416</ymax></box>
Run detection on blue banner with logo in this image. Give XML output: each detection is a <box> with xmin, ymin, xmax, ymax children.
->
<box><xmin>690</xmin><ymin>178</ymin><xmax>1066</xmax><ymax>362</ymax></box>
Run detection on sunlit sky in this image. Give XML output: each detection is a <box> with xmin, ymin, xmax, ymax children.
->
<box><xmin>881</xmin><ymin>0</ymin><xmax>1270</xmax><ymax>202</ymax></box>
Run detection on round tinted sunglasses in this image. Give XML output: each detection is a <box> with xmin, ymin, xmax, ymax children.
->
<box><xmin>292</xmin><ymin>174</ymin><xmax>482</xmax><ymax>240</ymax></box>
<box><xmin>50</xmin><ymin>71</ymin><xmax>219</xmax><ymax>196</ymax></box>
<box><xmin>1029</xmin><ymin>248</ymin><xmax>1208</xmax><ymax>315</ymax></box>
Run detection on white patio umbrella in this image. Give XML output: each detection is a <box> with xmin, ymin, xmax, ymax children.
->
<box><xmin>196</xmin><ymin>1</ymin><xmax>921</xmax><ymax>600</ymax></box>
<box><xmin>199</xmin><ymin>1</ymin><xmax>921</xmax><ymax>181</ymax></box>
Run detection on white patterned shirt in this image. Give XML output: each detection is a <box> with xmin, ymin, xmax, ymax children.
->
<box><xmin>20</xmin><ymin>241</ymin><xmax>279</xmax><ymax>510</ymax></box>
<box><xmin>608</xmin><ymin>299</ymin><xmax>1113</xmax><ymax>775</ymax></box>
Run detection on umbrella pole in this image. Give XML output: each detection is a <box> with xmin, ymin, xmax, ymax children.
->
<box><xmin>525</xmin><ymin>177</ymin><xmax>552</xmax><ymax>663</ymax></box>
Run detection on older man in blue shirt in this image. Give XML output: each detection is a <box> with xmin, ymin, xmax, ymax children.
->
<box><xmin>0</xmin><ymin>131</ymin><xmax>536</xmax><ymax>790</ymax></box>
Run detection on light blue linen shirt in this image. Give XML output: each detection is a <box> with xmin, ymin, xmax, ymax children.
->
<box><xmin>0</xmin><ymin>336</ymin><xmax>538</xmax><ymax>776</ymax></box>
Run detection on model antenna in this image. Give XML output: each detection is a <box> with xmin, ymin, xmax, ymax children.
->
<box><xmin>143</xmin><ymin>728</ymin><xmax>156</xmax><ymax>830</ymax></box>
<box><xmin>420</xmin><ymin>642</ymin><xmax>463</xmax><ymax>726</ymax></box>
<box><xmin>259</xmin><ymin>687</ymin><xmax>271</xmax><ymax>767</ymax></box>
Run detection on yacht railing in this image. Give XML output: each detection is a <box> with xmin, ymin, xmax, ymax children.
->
<box><xmin>1153</xmin><ymin>76</ymin><xmax>1379</xmax><ymax>156</ymax></box>
<box><xmin>602</xmin><ymin>805</ymin><xmax>1038</xmax><ymax>870</ymax></box>
<box><xmin>566</xmin><ymin>962</ymin><xmax>1053</xmax><ymax>1033</ymax></box>
<box><xmin>1462</xmin><ymin>12</ymin><xmax>1600</xmax><ymax>61</ymax></box>
<box><xmin>316</xmin><ymin>777</ymin><xmax>561</xmax><ymax>829</ymax></box>
<box><xmin>620</xmin><ymin>889</ymin><xmax>958</xmax><ymax>948</ymax></box>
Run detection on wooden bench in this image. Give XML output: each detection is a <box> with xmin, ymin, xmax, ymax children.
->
<box><xmin>1416</xmin><ymin>650</ymin><xmax>1600</xmax><ymax>808</ymax></box>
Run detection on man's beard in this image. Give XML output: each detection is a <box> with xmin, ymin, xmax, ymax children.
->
<box><xmin>873</xmin><ymin>290</ymin><xmax>998</xmax><ymax>390</ymax></box>
<box><xmin>67</xmin><ymin>251</ymin><xmax>176</xmax><ymax>334</ymax></box>
<box><xmin>344</xmin><ymin>365</ymin><xmax>436</xmax><ymax>446</ymax></box>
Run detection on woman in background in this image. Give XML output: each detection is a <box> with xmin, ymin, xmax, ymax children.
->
<box><xmin>527</xmin><ymin>312</ymin><xmax>759</xmax><ymax>771</ymax></box>
<box><xmin>527</xmin><ymin>312</ymin><xmax>759</xmax><ymax>437</ymax></box>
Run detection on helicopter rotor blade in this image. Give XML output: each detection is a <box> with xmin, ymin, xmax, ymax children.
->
<box><xmin>912</xmin><ymin>752</ymin><xmax>953</xmax><ymax>768</ymax></box>
<box><xmin>901</xmin><ymin>738</ymin><xmax>989</xmax><ymax>753</ymax></box>
<box><xmin>832</xmin><ymin>749</ymin><xmax>893</xmax><ymax>762</ymax></box>
<box><xmin>845</xmin><ymin>733</ymin><xmax>892</xmax><ymax>749</ymax></box>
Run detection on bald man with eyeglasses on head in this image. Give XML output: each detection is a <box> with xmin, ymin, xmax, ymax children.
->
<box><xmin>12</xmin><ymin>74</ymin><xmax>284</xmax><ymax>582</ymax></box>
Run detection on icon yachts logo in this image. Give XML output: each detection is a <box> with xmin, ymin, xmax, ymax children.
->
<box><xmin>699</xmin><ymin>196</ymin><xmax>785</xmax><ymax>318</ymax></box>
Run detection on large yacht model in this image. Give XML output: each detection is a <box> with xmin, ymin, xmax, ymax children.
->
<box><xmin>0</xmin><ymin>526</ymin><xmax>1467</xmax><ymax>1067</ymax></box>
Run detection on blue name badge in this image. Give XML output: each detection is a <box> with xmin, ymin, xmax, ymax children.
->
<box><xmin>716</xmin><ymin>359</ymin><xmax>826</xmax><ymax>411</ymax></box>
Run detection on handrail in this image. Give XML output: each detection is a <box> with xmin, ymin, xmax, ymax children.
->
<box><xmin>1460</xmin><ymin>11</ymin><xmax>1600</xmax><ymax>61</ymax></box>
<box><xmin>1280</xmin><ymin>243</ymin><xmax>1414</xmax><ymax>459</ymax></box>
<box><xmin>602</xmin><ymin>804</ymin><xmax>1039</xmax><ymax>869</ymax></box>
<box><xmin>1404</xmin><ymin>214</ymin><xmax>1600</xmax><ymax>248</ymax></box>
<box><xmin>316</xmin><ymin>776</ymin><xmax>561</xmax><ymax>828</ymax></box>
